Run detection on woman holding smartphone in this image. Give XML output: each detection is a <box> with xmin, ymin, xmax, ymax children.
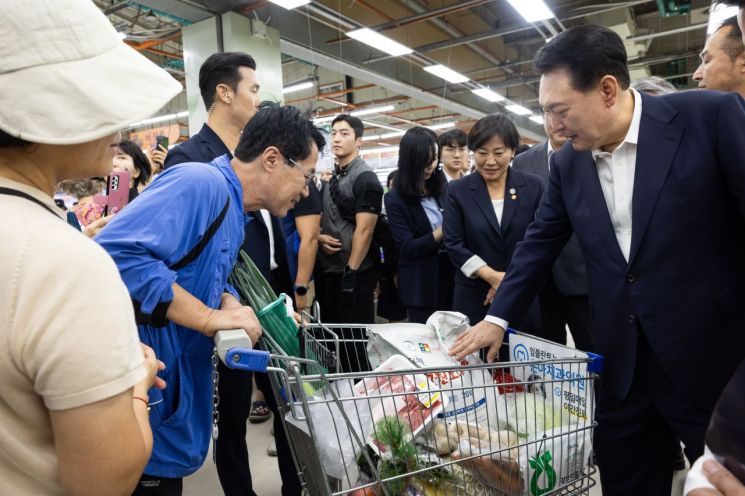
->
<box><xmin>113</xmin><ymin>139</ymin><xmax>153</xmax><ymax>201</ymax></box>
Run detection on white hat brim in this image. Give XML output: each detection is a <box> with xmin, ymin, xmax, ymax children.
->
<box><xmin>0</xmin><ymin>41</ymin><xmax>183</xmax><ymax>145</ymax></box>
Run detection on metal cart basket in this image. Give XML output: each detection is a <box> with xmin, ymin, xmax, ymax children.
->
<box><xmin>218</xmin><ymin>315</ymin><xmax>603</xmax><ymax>496</ymax></box>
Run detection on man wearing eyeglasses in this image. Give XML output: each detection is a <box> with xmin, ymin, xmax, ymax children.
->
<box><xmin>438</xmin><ymin>128</ymin><xmax>468</xmax><ymax>182</ymax></box>
<box><xmin>159</xmin><ymin>55</ymin><xmax>303</xmax><ymax>496</ymax></box>
<box><xmin>97</xmin><ymin>104</ymin><xmax>323</xmax><ymax>495</ymax></box>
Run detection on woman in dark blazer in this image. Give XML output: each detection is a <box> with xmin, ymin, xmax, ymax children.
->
<box><xmin>384</xmin><ymin>127</ymin><xmax>455</xmax><ymax>323</ymax></box>
<box><xmin>443</xmin><ymin>114</ymin><xmax>544</xmax><ymax>330</ymax></box>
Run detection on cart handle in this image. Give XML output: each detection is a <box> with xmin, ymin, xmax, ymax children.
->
<box><xmin>214</xmin><ymin>329</ymin><xmax>270</xmax><ymax>372</ymax></box>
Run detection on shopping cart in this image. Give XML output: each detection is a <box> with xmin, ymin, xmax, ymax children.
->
<box><xmin>215</xmin><ymin>315</ymin><xmax>603</xmax><ymax>496</ymax></box>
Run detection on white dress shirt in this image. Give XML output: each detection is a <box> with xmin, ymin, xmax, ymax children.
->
<box><xmin>485</xmin><ymin>89</ymin><xmax>643</xmax><ymax>330</ymax></box>
<box><xmin>259</xmin><ymin>209</ymin><xmax>278</xmax><ymax>271</ymax></box>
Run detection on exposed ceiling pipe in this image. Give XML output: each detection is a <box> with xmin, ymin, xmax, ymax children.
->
<box><xmin>367</xmin><ymin>0</ymin><xmax>654</xmax><ymax>63</ymax></box>
<box><xmin>625</xmin><ymin>22</ymin><xmax>707</xmax><ymax>42</ymax></box>
<box><xmin>284</xmin><ymin>83</ymin><xmax>376</xmax><ymax>105</ymax></box>
<box><xmin>302</xmin><ymin>2</ymin><xmax>438</xmax><ymax>66</ymax></box>
<box><xmin>326</xmin><ymin>0</ymin><xmax>492</xmax><ymax>43</ymax></box>
<box><xmin>280</xmin><ymin>38</ymin><xmax>543</xmax><ymax>141</ymax></box>
<box><xmin>380</xmin><ymin>0</ymin><xmax>511</xmax><ymax>76</ymax></box>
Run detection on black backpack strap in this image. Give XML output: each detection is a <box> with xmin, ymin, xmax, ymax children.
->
<box><xmin>0</xmin><ymin>187</ymin><xmax>61</xmax><ymax>218</ymax></box>
<box><xmin>171</xmin><ymin>196</ymin><xmax>231</xmax><ymax>270</ymax></box>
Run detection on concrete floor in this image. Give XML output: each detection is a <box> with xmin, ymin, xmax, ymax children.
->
<box><xmin>184</xmin><ymin>418</ymin><xmax>281</xmax><ymax>496</ymax></box>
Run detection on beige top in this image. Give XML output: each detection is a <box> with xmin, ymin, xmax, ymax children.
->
<box><xmin>0</xmin><ymin>177</ymin><xmax>146</xmax><ymax>494</ymax></box>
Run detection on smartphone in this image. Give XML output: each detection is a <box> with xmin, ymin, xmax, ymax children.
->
<box><xmin>106</xmin><ymin>170</ymin><xmax>130</xmax><ymax>215</ymax></box>
<box><xmin>155</xmin><ymin>135</ymin><xmax>169</xmax><ymax>150</ymax></box>
<box><xmin>92</xmin><ymin>171</ymin><xmax>130</xmax><ymax>216</ymax></box>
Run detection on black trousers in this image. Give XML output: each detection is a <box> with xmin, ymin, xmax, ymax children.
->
<box><xmin>407</xmin><ymin>306</ymin><xmax>436</xmax><ymax>324</ymax></box>
<box><xmin>214</xmin><ymin>362</ymin><xmax>258</xmax><ymax>496</ymax></box>
<box><xmin>322</xmin><ymin>269</ymin><xmax>377</xmax><ymax>373</ymax></box>
<box><xmin>132</xmin><ymin>475</ymin><xmax>182</xmax><ymax>496</ymax></box>
<box><xmin>215</xmin><ymin>270</ymin><xmax>302</xmax><ymax>496</ymax></box>
<box><xmin>322</xmin><ymin>268</ymin><xmax>377</xmax><ymax>324</ymax></box>
<box><xmin>594</xmin><ymin>331</ymin><xmax>710</xmax><ymax>495</ymax></box>
<box><xmin>536</xmin><ymin>277</ymin><xmax>594</xmax><ymax>352</ymax></box>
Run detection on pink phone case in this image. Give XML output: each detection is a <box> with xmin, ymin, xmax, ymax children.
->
<box><xmin>92</xmin><ymin>172</ymin><xmax>131</xmax><ymax>215</ymax></box>
<box><xmin>106</xmin><ymin>171</ymin><xmax>130</xmax><ymax>215</ymax></box>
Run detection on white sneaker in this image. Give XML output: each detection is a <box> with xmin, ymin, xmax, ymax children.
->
<box><xmin>267</xmin><ymin>440</ymin><xmax>277</xmax><ymax>457</ymax></box>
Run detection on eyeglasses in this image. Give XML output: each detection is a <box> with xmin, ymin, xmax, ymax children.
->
<box><xmin>283</xmin><ymin>154</ymin><xmax>315</xmax><ymax>187</ymax></box>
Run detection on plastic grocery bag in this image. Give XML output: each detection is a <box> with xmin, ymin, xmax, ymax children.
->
<box><xmin>285</xmin><ymin>378</ymin><xmax>372</xmax><ymax>488</ymax></box>
<box><xmin>366</xmin><ymin>311</ymin><xmax>506</xmax><ymax>432</ymax></box>
<box><xmin>495</xmin><ymin>391</ymin><xmax>569</xmax><ymax>439</ymax></box>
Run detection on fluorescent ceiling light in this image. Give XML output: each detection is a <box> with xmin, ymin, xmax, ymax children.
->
<box><xmin>313</xmin><ymin>115</ymin><xmax>337</xmax><ymax>124</ymax></box>
<box><xmin>505</xmin><ymin>104</ymin><xmax>532</xmax><ymax>116</ymax></box>
<box><xmin>360</xmin><ymin>146</ymin><xmax>399</xmax><ymax>155</ymax></box>
<box><xmin>346</xmin><ymin>28</ymin><xmax>413</xmax><ymax>57</ymax></box>
<box><xmin>361</xmin><ymin>134</ymin><xmax>382</xmax><ymax>141</ymax></box>
<box><xmin>471</xmin><ymin>87</ymin><xmax>505</xmax><ymax>102</ymax></box>
<box><xmin>362</xmin><ymin>120</ymin><xmax>402</xmax><ymax>132</ymax></box>
<box><xmin>529</xmin><ymin>115</ymin><xmax>545</xmax><ymax>125</ymax></box>
<box><xmin>428</xmin><ymin>122</ymin><xmax>455</xmax><ymax>131</ymax></box>
<box><xmin>282</xmin><ymin>81</ymin><xmax>314</xmax><ymax>94</ymax></box>
<box><xmin>267</xmin><ymin>0</ymin><xmax>311</xmax><ymax>10</ymax></box>
<box><xmin>506</xmin><ymin>0</ymin><xmax>555</xmax><ymax>23</ymax></box>
<box><xmin>423</xmin><ymin>64</ymin><xmax>469</xmax><ymax>84</ymax></box>
<box><xmin>378</xmin><ymin>130</ymin><xmax>406</xmax><ymax>139</ymax></box>
<box><xmin>130</xmin><ymin>110</ymin><xmax>188</xmax><ymax>128</ymax></box>
<box><xmin>350</xmin><ymin>104</ymin><xmax>395</xmax><ymax>117</ymax></box>
<box><xmin>708</xmin><ymin>4</ymin><xmax>739</xmax><ymax>34</ymax></box>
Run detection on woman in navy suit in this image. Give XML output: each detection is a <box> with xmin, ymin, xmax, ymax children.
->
<box><xmin>384</xmin><ymin>127</ymin><xmax>455</xmax><ymax>323</ymax></box>
<box><xmin>443</xmin><ymin>114</ymin><xmax>544</xmax><ymax>329</ymax></box>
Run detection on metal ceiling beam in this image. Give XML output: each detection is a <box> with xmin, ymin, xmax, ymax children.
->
<box><xmin>382</xmin><ymin>0</ymin><xmax>509</xmax><ymax>74</ymax></box>
<box><xmin>284</xmin><ymin>84</ymin><xmax>376</xmax><ymax>105</ymax></box>
<box><xmin>625</xmin><ymin>22</ymin><xmax>707</xmax><ymax>42</ymax></box>
<box><xmin>367</xmin><ymin>0</ymin><xmax>654</xmax><ymax>63</ymax></box>
<box><xmin>280</xmin><ymin>38</ymin><xmax>543</xmax><ymax>141</ymax></box>
<box><xmin>326</xmin><ymin>0</ymin><xmax>493</xmax><ymax>43</ymax></box>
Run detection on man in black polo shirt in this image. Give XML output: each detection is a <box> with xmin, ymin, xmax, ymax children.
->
<box><xmin>318</xmin><ymin>114</ymin><xmax>383</xmax><ymax>371</ymax></box>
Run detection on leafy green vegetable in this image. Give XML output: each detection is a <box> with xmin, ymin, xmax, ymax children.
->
<box><xmin>229</xmin><ymin>250</ymin><xmax>300</xmax><ymax>356</ymax></box>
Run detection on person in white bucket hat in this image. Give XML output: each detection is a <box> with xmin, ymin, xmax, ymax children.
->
<box><xmin>0</xmin><ymin>0</ymin><xmax>181</xmax><ymax>494</ymax></box>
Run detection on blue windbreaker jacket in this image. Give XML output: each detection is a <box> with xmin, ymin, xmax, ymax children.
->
<box><xmin>96</xmin><ymin>155</ymin><xmax>245</xmax><ymax>477</ymax></box>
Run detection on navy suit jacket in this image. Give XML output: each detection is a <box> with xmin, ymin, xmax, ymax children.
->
<box><xmin>489</xmin><ymin>91</ymin><xmax>745</xmax><ymax>404</ymax></box>
<box><xmin>164</xmin><ymin>123</ymin><xmax>229</xmax><ymax>170</ymax></box>
<box><xmin>512</xmin><ymin>142</ymin><xmax>589</xmax><ymax>296</ymax></box>
<box><xmin>444</xmin><ymin>168</ymin><xmax>544</xmax><ymax>328</ymax></box>
<box><xmin>164</xmin><ymin>124</ymin><xmax>292</xmax><ymax>295</ymax></box>
<box><xmin>384</xmin><ymin>187</ymin><xmax>454</xmax><ymax>308</ymax></box>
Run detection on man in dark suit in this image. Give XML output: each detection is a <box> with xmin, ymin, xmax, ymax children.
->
<box><xmin>164</xmin><ymin>53</ymin><xmax>300</xmax><ymax>496</ymax></box>
<box><xmin>512</xmin><ymin>124</ymin><xmax>593</xmax><ymax>352</ymax></box>
<box><xmin>450</xmin><ymin>25</ymin><xmax>745</xmax><ymax>495</ymax></box>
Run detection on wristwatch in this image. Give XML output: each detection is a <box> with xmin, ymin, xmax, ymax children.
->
<box><xmin>294</xmin><ymin>285</ymin><xmax>308</xmax><ymax>296</ymax></box>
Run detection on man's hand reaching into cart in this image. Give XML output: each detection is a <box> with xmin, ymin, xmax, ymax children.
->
<box><xmin>449</xmin><ymin>320</ymin><xmax>506</xmax><ymax>362</ymax></box>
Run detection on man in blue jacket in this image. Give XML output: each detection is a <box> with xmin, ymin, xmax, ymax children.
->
<box><xmin>450</xmin><ymin>25</ymin><xmax>745</xmax><ymax>495</ymax></box>
<box><xmin>165</xmin><ymin>55</ymin><xmax>299</xmax><ymax>496</ymax></box>
<box><xmin>96</xmin><ymin>105</ymin><xmax>323</xmax><ymax>495</ymax></box>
